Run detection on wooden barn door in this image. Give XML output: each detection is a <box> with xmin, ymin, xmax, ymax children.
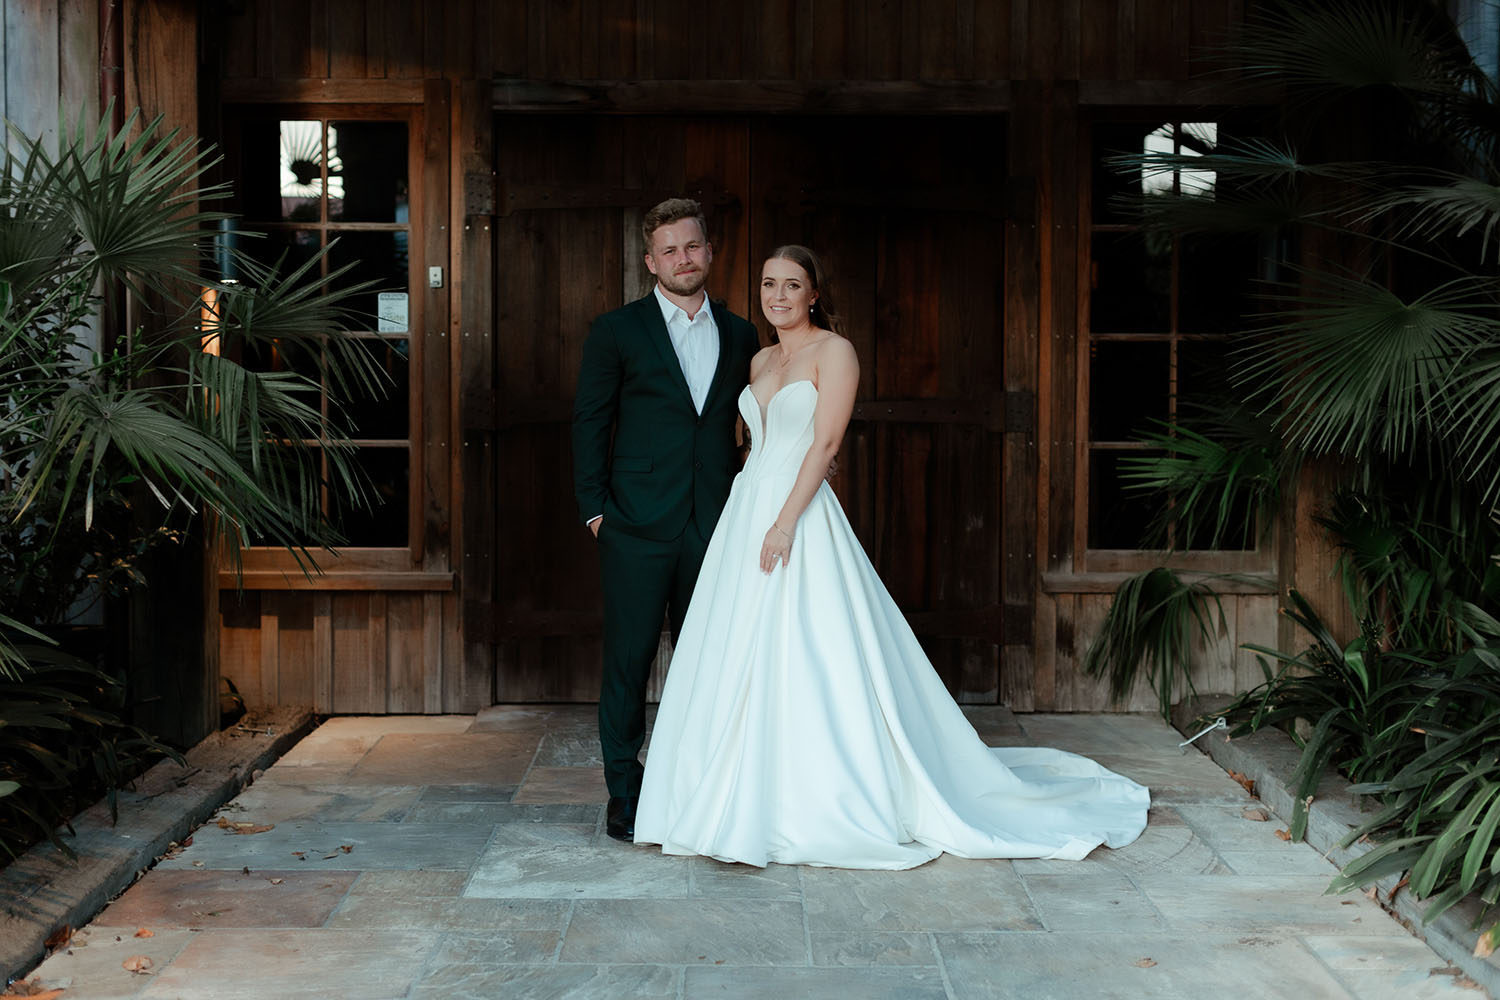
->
<box><xmin>471</xmin><ymin>114</ymin><xmax>1006</xmax><ymax>703</ymax></box>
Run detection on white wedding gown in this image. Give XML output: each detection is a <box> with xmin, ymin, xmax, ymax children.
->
<box><xmin>634</xmin><ymin>379</ymin><xmax>1150</xmax><ymax>869</ymax></box>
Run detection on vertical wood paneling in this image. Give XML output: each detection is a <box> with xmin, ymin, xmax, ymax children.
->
<box><xmin>58</xmin><ymin>0</ymin><xmax>97</xmax><ymax>125</ymax></box>
<box><xmin>385</xmin><ymin>593</ymin><xmax>426</xmax><ymax>712</ymax></box>
<box><xmin>422</xmin><ymin>80</ymin><xmax>452</xmax><ymax>571</ymax></box>
<box><xmin>257</xmin><ymin>599</ymin><xmax>280</xmax><ymax>707</ymax></box>
<box><xmin>383</xmin><ymin>0</ymin><xmax>423</xmax><ymax>77</ymax></box>
<box><xmin>274</xmin><ymin>594</ymin><xmax>316</xmax><ymax>706</ymax></box>
<box><xmin>328</xmin><ymin>0</ymin><xmax>371</xmax><ymax>78</ymax></box>
<box><xmin>312</xmin><ymin>593</ymin><xmax>333</xmax><ymax>711</ymax></box>
<box><xmin>221</xmin><ymin>0</ymin><xmax>261</xmax><ymax>78</ymax></box>
<box><xmin>1234</xmin><ymin>593</ymin><xmax>1279</xmax><ymax>691</ymax></box>
<box><xmin>493</xmin><ymin>0</ymin><xmax>526</xmax><ymax>76</ymax></box>
<box><xmin>5</xmin><ymin>0</ymin><xmax>61</xmax><ymax>153</ymax></box>
<box><xmin>270</xmin><ymin>0</ymin><xmax>315</xmax><ymax>78</ymax></box>
<box><xmin>424</xmin><ymin>592</ymin><xmax>446</xmax><ymax>711</ymax></box>
<box><xmin>220</xmin><ymin>592</ymin><xmax>263</xmax><ymax>708</ymax></box>
<box><xmin>1033</xmin><ymin>593</ymin><xmax>1057</xmax><ymax>711</ymax></box>
<box><xmin>332</xmin><ymin>593</ymin><xmax>374</xmax><ymax>712</ymax></box>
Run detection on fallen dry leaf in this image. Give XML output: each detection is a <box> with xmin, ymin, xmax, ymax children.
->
<box><xmin>43</xmin><ymin>924</ymin><xmax>72</xmax><ymax>951</ymax></box>
<box><xmin>122</xmin><ymin>955</ymin><xmax>153</xmax><ymax>974</ymax></box>
<box><xmin>1134</xmin><ymin>958</ymin><xmax>1157</xmax><ymax>968</ymax></box>
<box><xmin>1365</xmin><ymin>887</ymin><xmax>1379</xmax><ymax>901</ymax></box>
<box><xmin>339</xmin><ymin>844</ymin><xmax>354</xmax><ymax>853</ymax></box>
<box><xmin>1274</xmin><ymin>828</ymin><xmax>1291</xmax><ymax>841</ymax></box>
<box><xmin>1388</xmin><ymin>875</ymin><xmax>1410</xmax><ymax>903</ymax></box>
<box><xmin>268</xmin><ymin>877</ymin><xmax>285</xmax><ymax>885</ymax></box>
<box><xmin>191</xmin><ymin>860</ymin><xmax>205</xmax><ymax>867</ymax></box>
<box><xmin>1227</xmin><ymin>770</ymin><xmax>1257</xmax><ymax>797</ymax></box>
<box><xmin>216</xmin><ymin>817</ymin><xmax>274</xmax><ymax>835</ymax></box>
<box><xmin>1241</xmin><ymin>807</ymin><xmax>1269</xmax><ymax>822</ymax></box>
<box><xmin>1474</xmin><ymin>924</ymin><xmax>1498</xmax><ymax>959</ymax></box>
<box><xmin>134</xmin><ymin>928</ymin><xmax>154</xmax><ymax>938</ymax></box>
<box><xmin>0</xmin><ymin>977</ymin><xmax>66</xmax><ymax>999</ymax></box>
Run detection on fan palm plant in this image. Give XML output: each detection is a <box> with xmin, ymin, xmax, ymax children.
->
<box><xmin>0</xmin><ymin>106</ymin><xmax>386</xmax><ymax>855</ymax></box>
<box><xmin>1084</xmin><ymin>0</ymin><xmax>1500</xmax><ymax>946</ymax></box>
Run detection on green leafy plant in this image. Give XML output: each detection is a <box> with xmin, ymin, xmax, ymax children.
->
<box><xmin>0</xmin><ymin>629</ymin><xmax>182</xmax><ymax>859</ymax></box>
<box><xmin>1226</xmin><ymin>590</ymin><xmax>1438</xmax><ymax>840</ymax></box>
<box><xmin>1082</xmin><ymin>568</ymin><xmax>1226</xmax><ymax>719</ymax></box>
<box><xmin>0</xmin><ymin>106</ymin><xmax>389</xmax><ymax>858</ymax></box>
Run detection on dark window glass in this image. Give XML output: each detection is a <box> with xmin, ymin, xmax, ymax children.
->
<box><xmin>1088</xmin><ymin>450</ymin><xmax>1165</xmax><ymax>549</ymax></box>
<box><xmin>327</xmin><ymin>231</ymin><xmax>409</xmax><ymax>326</ymax></box>
<box><xmin>335</xmin><ymin>446</ymin><xmax>409</xmax><ymax>546</ymax></box>
<box><xmin>328</xmin><ymin>122</ymin><xmax>409</xmax><ymax>223</ymax></box>
<box><xmin>1176</xmin><ymin>339</ymin><xmax>1234</xmax><ymax>404</ymax></box>
<box><xmin>340</xmin><ymin>339</ymin><xmax>410</xmax><ymax>440</ymax></box>
<box><xmin>1091</xmin><ymin>232</ymin><xmax>1172</xmax><ymax>333</ymax></box>
<box><xmin>1180</xmin><ymin>234</ymin><xmax>1260</xmax><ymax>333</ymax></box>
<box><xmin>1089</xmin><ymin>340</ymin><xmax>1170</xmax><ymax>440</ymax></box>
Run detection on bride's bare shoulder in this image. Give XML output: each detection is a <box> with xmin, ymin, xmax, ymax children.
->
<box><xmin>749</xmin><ymin>345</ymin><xmax>777</xmax><ymax>380</ymax></box>
<box><xmin>815</xmin><ymin>333</ymin><xmax>859</xmax><ymax>371</ymax></box>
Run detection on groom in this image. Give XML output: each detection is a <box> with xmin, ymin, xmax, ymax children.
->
<box><xmin>572</xmin><ymin>198</ymin><xmax>759</xmax><ymax>842</ymax></box>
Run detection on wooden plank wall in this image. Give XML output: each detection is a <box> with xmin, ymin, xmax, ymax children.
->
<box><xmin>204</xmin><ymin>0</ymin><xmax>1276</xmax><ymax>715</ymax></box>
<box><xmin>212</xmin><ymin>0</ymin><xmax>1239</xmax><ymax>85</ymax></box>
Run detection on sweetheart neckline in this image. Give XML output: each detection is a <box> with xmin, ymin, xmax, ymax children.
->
<box><xmin>744</xmin><ymin>378</ymin><xmax>816</xmax><ymax>436</ymax></box>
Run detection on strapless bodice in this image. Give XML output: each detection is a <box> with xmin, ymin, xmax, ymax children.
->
<box><xmin>738</xmin><ymin>379</ymin><xmax>817</xmax><ymax>480</ymax></box>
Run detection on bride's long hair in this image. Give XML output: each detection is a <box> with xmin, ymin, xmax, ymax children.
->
<box><xmin>766</xmin><ymin>245</ymin><xmax>842</xmax><ymax>338</ymax></box>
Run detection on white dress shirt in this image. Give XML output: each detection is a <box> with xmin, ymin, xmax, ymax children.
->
<box><xmin>654</xmin><ymin>283</ymin><xmax>720</xmax><ymax>415</ymax></box>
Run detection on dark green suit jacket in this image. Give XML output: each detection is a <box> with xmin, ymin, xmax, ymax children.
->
<box><xmin>572</xmin><ymin>294</ymin><xmax>760</xmax><ymax>542</ymax></box>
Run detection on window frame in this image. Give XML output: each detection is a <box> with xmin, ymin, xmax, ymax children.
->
<box><xmin>218</xmin><ymin>103</ymin><xmax>429</xmax><ymax>587</ymax></box>
<box><xmin>1073</xmin><ymin>113</ymin><xmax>1276</xmax><ymax>578</ymax></box>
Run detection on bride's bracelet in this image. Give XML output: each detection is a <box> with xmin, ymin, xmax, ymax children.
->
<box><xmin>772</xmin><ymin>523</ymin><xmax>794</xmax><ymax>542</ymax></box>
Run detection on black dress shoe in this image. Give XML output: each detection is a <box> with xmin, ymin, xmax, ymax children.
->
<box><xmin>606</xmin><ymin>795</ymin><xmax>638</xmax><ymax>842</ymax></box>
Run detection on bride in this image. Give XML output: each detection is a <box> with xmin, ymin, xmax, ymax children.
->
<box><xmin>634</xmin><ymin>245</ymin><xmax>1150</xmax><ymax>869</ymax></box>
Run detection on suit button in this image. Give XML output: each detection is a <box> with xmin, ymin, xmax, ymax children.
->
<box><xmin>694</xmin><ymin>461</ymin><xmax>703</xmax><ymax>470</ymax></box>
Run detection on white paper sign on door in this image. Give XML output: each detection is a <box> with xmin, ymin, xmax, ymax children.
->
<box><xmin>377</xmin><ymin>292</ymin><xmax>409</xmax><ymax>333</ymax></box>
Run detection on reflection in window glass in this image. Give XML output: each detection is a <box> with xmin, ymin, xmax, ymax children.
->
<box><xmin>278</xmin><ymin>121</ymin><xmax>328</xmax><ymax>222</ymax></box>
<box><xmin>329</xmin><ymin>122</ymin><xmax>409</xmax><ymax>223</ymax></box>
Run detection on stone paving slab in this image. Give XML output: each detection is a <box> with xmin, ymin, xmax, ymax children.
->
<box><xmin>464</xmin><ymin>843</ymin><xmax>691</xmax><ymax>898</ymax></box>
<box><xmin>407</xmin><ymin>963</ymin><xmax>680</xmax><ymax>1000</ymax></box>
<box><xmin>10</xmin><ymin>708</ymin><xmax>1491</xmax><ymax>999</ymax></box>
<box><xmin>27</xmin><ymin>926</ymin><xmax>198</xmax><ymax>999</ymax></box>
<box><xmin>136</xmin><ymin>929</ymin><xmax>439</xmax><ymax>999</ymax></box>
<box><xmin>802</xmin><ymin>856</ymin><xmax>1043</xmax><ymax>932</ymax></box>
<box><xmin>559</xmin><ymin>899</ymin><xmax>808</xmax><ymax>965</ymax></box>
<box><xmin>154</xmin><ymin>820</ymin><xmax>493</xmax><ymax>871</ymax></box>
<box><xmin>684</xmin><ymin>965</ymin><xmax>950</xmax><ymax>999</ymax></box>
<box><xmin>95</xmin><ymin>869</ymin><xmax>357</xmax><ymax>928</ymax></box>
<box><xmin>934</xmin><ymin>931</ymin><xmax>1358</xmax><ymax>999</ymax></box>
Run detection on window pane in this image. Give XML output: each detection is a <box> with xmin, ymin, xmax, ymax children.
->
<box><xmin>1180</xmin><ymin>234</ymin><xmax>1261</xmax><ymax>332</ymax></box>
<box><xmin>1091</xmin><ymin>231</ymin><xmax>1171</xmax><ymax>333</ymax></box>
<box><xmin>1088</xmin><ymin>450</ymin><xmax>1164</xmax><ymax>550</ymax></box>
<box><xmin>1182</xmin><ymin>491</ymin><xmax>1257</xmax><ymax>551</ymax></box>
<box><xmin>1092</xmin><ymin>122</ymin><xmax>1159</xmax><ymax>224</ymax></box>
<box><xmin>335</xmin><ymin>446</ymin><xmax>409</xmax><ymax>546</ymax></box>
<box><xmin>328</xmin><ymin>231</ymin><xmax>409</xmax><ymax>328</ymax></box>
<box><xmin>241</xmin><ymin>228</ymin><xmax>322</xmax><ymax>290</ymax></box>
<box><xmin>328</xmin><ymin>122</ymin><xmax>409</xmax><ymax>222</ymax></box>
<box><xmin>1090</xmin><ymin>340</ymin><xmax>1169</xmax><ymax>441</ymax></box>
<box><xmin>1177</xmin><ymin>338</ymin><xmax>1235</xmax><ymax>404</ymax></box>
<box><xmin>278</xmin><ymin>121</ymin><xmax>324</xmax><ymax>222</ymax></box>
<box><xmin>341</xmin><ymin>338</ymin><xmax>410</xmax><ymax>440</ymax></box>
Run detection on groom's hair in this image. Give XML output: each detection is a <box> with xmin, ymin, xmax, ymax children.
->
<box><xmin>643</xmin><ymin>198</ymin><xmax>708</xmax><ymax>252</ymax></box>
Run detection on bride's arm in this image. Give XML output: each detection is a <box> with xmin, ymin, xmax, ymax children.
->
<box><xmin>759</xmin><ymin>339</ymin><xmax>860</xmax><ymax>573</ymax></box>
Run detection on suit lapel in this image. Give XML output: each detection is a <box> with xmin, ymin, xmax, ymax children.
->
<box><xmin>636</xmin><ymin>295</ymin><xmax>694</xmax><ymax>407</ymax></box>
<box><xmin>703</xmin><ymin>300</ymin><xmax>736</xmax><ymax>411</ymax></box>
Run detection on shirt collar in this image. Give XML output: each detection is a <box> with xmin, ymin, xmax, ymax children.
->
<box><xmin>654</xmin><ymin>283</ymin><xmax>713</xmax><ymax>326</ymax></box>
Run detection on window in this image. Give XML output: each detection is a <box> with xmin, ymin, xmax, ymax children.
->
<box><xmin>226</xmin><ymin>112</ymin><xmax>421</xmax><ymax>568</ymax></box>
<box><xmin>1082</xmin><ymin>120</ymin><xmax>1266</xmax><ymax>566</ymax></box>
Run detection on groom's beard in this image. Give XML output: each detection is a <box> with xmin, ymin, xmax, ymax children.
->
<box><xmin>658</xmin><ymin>267</ymin><xmax>709</xmax><ymax>297</ymax></box>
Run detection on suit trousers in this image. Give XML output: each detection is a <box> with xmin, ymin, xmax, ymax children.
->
<box><xmin>596</xmin><ymin>517</ymin><xmax>710</xmax><ymax>798</ymax></box>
